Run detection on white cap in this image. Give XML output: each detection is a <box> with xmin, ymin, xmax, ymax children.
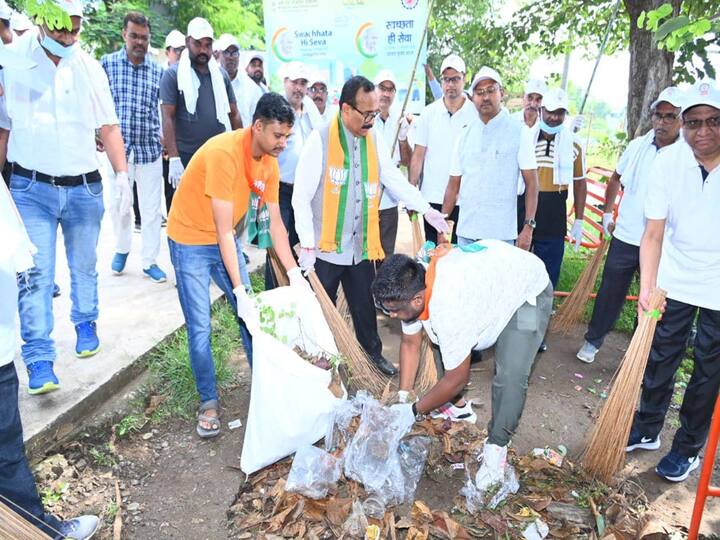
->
<box><xmin>470</xmin><ymin>66</ymin><xmax>503</xmax><ymax>90</ymax></box>
<box><xmin>245</xmin><ymin>50</ymin><xmax>264</xmax><ymax>65</ymax></box>
<box><xmin>309</xmin><ymin>70</ymin><xmax>328</xmax><ymax>86</ymax></box>
<box><xmin>682</xmin><ymin>80</ymin><xmax>720</xmax><ymax>113</ymax></box>
<box><xmin>52</xmin><ymin>0</ymin><xmax>83</xmax><ymax>17</ymax></box>
<box><xmin>650</xmin><ymin>86</ymin><xmax>683</xmax><ymax>110</ymax></box>
<box><xmin>373</xmin><ymin>69</ymin><xmax>397</xmax><ymax>88</ymax></box>
<box><xmin>164</xmin><ymin>29</ymin><xmax>185</xmax><ymax>49</ymax></box>
<box><xmin>216</xmin><ymin>33</ymin><xmax>239</xmax><ymax>52</ymax></box>
<box><xmin>440</xmin><ymin>53</ymin><xmax>466</xmax><ymax>75</ymax></box>
<box><xmin>187</xmin><ymin>17</ymin><xmax>213</xmax><ymax>41</ymax></box>
<box><xmin>10</xmin><ymin>11</ymin><xmax>32</xmax><ymax>31</ymax></box>
<box><xmin>0</xmin><ymin>1</ymin><xmax>11</xmax><ymax>20</ymax></box>
<box><xmin>524</xmin><ymin>78</ymin><xmax>547</xmax><ymax>97</ymax></box>
<box><xmin>543</xmin><ymin>87</ymin><xmax>569</xmax><ymax>112</ymax></box>
<box><xmin>282</xmin><ymin>61</ymin><xmax>310</xmax><ymax>82</ymax></box>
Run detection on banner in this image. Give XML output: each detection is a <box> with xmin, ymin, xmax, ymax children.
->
<box><xmin>263</xmin><ymin>0</ymin><xmax>428</xmax><ymax>113</ymax></box>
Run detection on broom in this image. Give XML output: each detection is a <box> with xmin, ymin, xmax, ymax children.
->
<box><xmin>551</xmin><ymin>238</ymin><xmax>610</xmax><ymax>334</ymax></box>
<box><xmin>336</xmin><ymin>286</ymin><xmax>354</xmax><ymax>330</ymax></box>
<box><xmin>0</xmin><ymin>498</ymin><xmax>52</xmax><ymax>539</ymax></box>
<box><xmin>267</xmin><ymin>248</ymin><xmax>289</xmax><ymax>287</ymax></box>
<box><xmin>307</xmin><ymin>270</ymin><xmax>388</xmax><ymax>396</ymax></box>
<box><xmin>581</xmin><ymin>287</ymin><xmax>667</xmax><ymax>483</ymax></box>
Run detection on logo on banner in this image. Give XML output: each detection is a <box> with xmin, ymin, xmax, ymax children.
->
<box><xmin>401</xmin><ymin>0</ymin><xmax>419</xmax><ymax>8</ymax></box>
<box><xmin>355</xmin><ymin>22</ymin><xmax>379</xmax><ymax>58</ymax></box>
<box><xmin>271</xmin><ymin>26</ymin><xmax>295</xmax><ymax>62</ymax></box>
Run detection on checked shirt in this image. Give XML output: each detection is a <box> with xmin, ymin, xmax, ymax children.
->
<box><xmin>101</xmin><ymin>48</ymin><xmax>163</xmax><ymax>164</ymax></box>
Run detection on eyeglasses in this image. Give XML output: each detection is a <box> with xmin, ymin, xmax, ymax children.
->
<box><xmin>127</xmin><ymin>32</ymin><xmax>149</xmax><ymax>43</ymax></box>
<box><xmin>473</xmin><ymin>84</ymin><xmax>499</xmax><ymax>98</ymax></box>
<box><xmin>171</xmin><ymin>46</ymin><xmax>185</xmax><ymax>55</ymax></box>
<box><xmin>222</xmin><ymin>49</ymin><xmax>240</xmax><ymax>58</ymax></box>
<box><xmin>652</xmin><ymin>112</ymin><xmax>679</xmax><ymax>123</ymax></box>
<box><xmin>442</xmin><ymin>75</ymin><xmax>463</xmax><ymax>85</ymax></box>
<box><xmin>350</xmin><ymin>104</ymin><xmax>381</xmax><ymax>122</ymax></box>
<box><xmin>378</xmin><ymin>83</ymin><xmax>396</xmax><ymax>94</ymax></box>
<box><xmin>683</xmin><ymin>116</ymin><xmax>720</xmax><ymax>130</ymax></box>
<box><xmin>308</xmin><ymin>86</ymin><xmax>327</xmax><ymax>95</ymax></box>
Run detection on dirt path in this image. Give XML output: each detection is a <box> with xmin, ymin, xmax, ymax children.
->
<box><xmin>36</xmin><ymin>321</ymin><xmax>719</xmax><ymax>538</ymax></box>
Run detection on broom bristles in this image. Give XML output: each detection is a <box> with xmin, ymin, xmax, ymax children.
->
<box><xmin>0</xmin><ymin>499</ymin><xmax>52</xmax><ymax>539</ymax></box>
<box><xmin>336</xmin><ymin>286</ymin><xmax>354</xmax><ymax>330</ymax></box>
<box><xmin>307</xmin><ymin>271</ymin><xmax>388</xmax><ymax>396</ymax></box>
<box><xmin>268</xmin><ymin>248</ymin><xmax>289</xmax><ymax>287</ymax></box>
<box><xmin>551</xmin><ymin>239</ymin><xmax>610</xmax><ymax>335</ymax></box>
<box><xmin>581</xmin><ymin>288</ymin><xmax>667</xmax><ymax>483</ymax></box>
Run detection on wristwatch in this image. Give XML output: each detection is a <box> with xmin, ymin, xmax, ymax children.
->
<box><xmin>411</xmin><ymin>402</ymin><xmax>425</xmax><ymax>421</ymax></box>
<box><xmin>524</xmin><ymin>218</ymin><xmax>537</xmax><ymax>230</ymax></box>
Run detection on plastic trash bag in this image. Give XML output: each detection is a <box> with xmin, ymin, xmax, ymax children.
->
<box><xmin>460</xmin><ymin>463</ymin><xmax>519</xmax><ymax>512</ymax></box>
<box><xmin>342</xmin><ymin>499</ymin><xmax>368</xmax><ymax>537</ymax></box>
<box><xmin>241</xmin><ymin>287</ymin><xmax>346</xmax><ymax>475</ymax></box>
<box><xmin>285</xmin><ymin>445</ymin><xmax>342</xmax><ymax>499</ymax></box>
<box><xmin>324</xmin><ymin>391</ymin><xmax>370</xmax><ymax>452</ymax></box>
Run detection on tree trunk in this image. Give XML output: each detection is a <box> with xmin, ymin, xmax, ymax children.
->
<box><xmin>624</xmin><ymin>0</ymin><xmax>679</xmax><ymax>138</ymax></box>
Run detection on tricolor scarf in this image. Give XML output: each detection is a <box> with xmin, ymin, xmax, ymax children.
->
<box><xmin>243</xmin><ymin>133</ymin><xmax>272</xmax><ymax>248</ymax></box>
<box><xmin>319</xmin><ymin>114</ymin><xmax>383</xmax><ymax>260</ymax></box>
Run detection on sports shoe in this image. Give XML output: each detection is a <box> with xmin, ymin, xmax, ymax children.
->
<box><xmin>27</xmin><ymin>361</ymin><xmax>60</xmax><ymax>395</ymax></box>
<box><xmin>57</xmin><ymin>514</ymin><xmax>100</xmax><ymax>539</ymax></box>
<box><xmin>430</xmin><ymin>400</ymin><xmax>477</xmax><ymax>423</ymax></box>
<box><xmin>538</xmin><ymin>341</ymin><xmax>548</xmax><ymax>353</ymax></box>
<box><xmin>655</xmin><ymin>450</ymin><xmax>700</xmax><ymax>482</ymax></box>
<box><xmin>625</xmin><ymin>425</ymin><xmax>661</xmax><ymax>452</ymax></box>
<box><xmin>577</xmin><ymin>341</ymin><xmax>599</xmax><ymax>364</ymax></box>
<box><xmin>75</xmin><ymin>322</ymin><xmax>100</xmax><ymax>358</ymax></box>
<box><xmin>143</xmin><ymin>264</ymin><xmax>167</xmax><ymax>283</ymax></box>
<box><xmin>111</xmin><ymin>252</ymin><xmax>129</xmax><ymax>275</ymax></box>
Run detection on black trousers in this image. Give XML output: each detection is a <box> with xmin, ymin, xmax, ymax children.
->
<box><xmin>379</xmin><ymin>206</ymin><xmax>399</xmax><ymax>257</ymax></box>
<box><xmin>633</xmin><ymin>298</ymin><xmax>720</xmax><ymax>456</ymax></box>
<box><xmin>163</xmin><ymin>156</ymin><xmax>174</xmax><ymax>214</ymax></box>
<box><xmin>585</xmin><ymin>237</ymin><xmax>640</xmax><ymax>348</ymax></box>
<box><xmin>265</xmin><ymin>182</ymin><xmax>299</xmax><ymax>290</ymax></box>
<box><xmin>424</xmin><ymin>202</ymin><xmax>458</xmax><ymax>245</ymax></box>
<box><xmin>315</xmin><ymin>258</ymin><xmax>382</xmax><ymax>359</ymax></box>
<box><xmin>0</xmin><ymin>363</ymin><xmax>62</xmax><ymax>537</ymax></box>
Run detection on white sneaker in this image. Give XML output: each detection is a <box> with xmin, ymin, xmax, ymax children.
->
<box><xmin>475</xmin><ymin>443</ymin><xmax>507</xmax><ymax>490</ymax></box>
<box><xmin>430</xmin><ymin>400</ymin><xmax>477</xmax><ymax>423</ymax></box>
<box><xmin>576</xmin><ymin>341</ymin><xmax>599</xmax><ymax>364</ymax></box>
<box><xmin>58</xmin><ymin>515</ymin><xmax>100</xmax><ymax>540</ymax></box>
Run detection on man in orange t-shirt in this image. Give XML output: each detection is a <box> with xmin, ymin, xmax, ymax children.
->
<box><xmin>167</xmin><ymin>93</ymin><xmax>311</xmax><ymax>438</ymax></box>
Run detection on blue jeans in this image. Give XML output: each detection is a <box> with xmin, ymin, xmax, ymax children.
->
<box><xmin>532</xmin><ymin>237</ymin><xmax>565</xmax><ymax>288</ymax></box>
<box><xmin>10</xmin><ymin>173</ymin><xmax>104</xmax><ymax>366</ymax></box>
<box><xmin>168</xmin><ymin>237</ymin><xmax>253</xmax><ymax>404</ymax></box>
<box><xmin>0</xmin><ymin>363</ymin><xmax>63</xmax><ymax>537</ymax></box>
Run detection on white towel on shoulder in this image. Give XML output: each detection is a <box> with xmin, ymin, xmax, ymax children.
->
<box><xmin>618</xmin><ymin>130</ymin><xmax>656</xmax><ymax>194</ymax></box>
<box><xmin>551</xmin><ymin>126</ymin><xmax>580</xmax><ymax>186</ymax></box>
<box><xmin>177</xmin><ymin>48</ymin><xmax>231</xmax><ymax>131</ymax></box>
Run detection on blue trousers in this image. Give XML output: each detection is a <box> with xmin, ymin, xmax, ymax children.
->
<box><xmin>531</xmin><ymin>237</ymin><xmax>565</xmax><ymax>288</ymax></box>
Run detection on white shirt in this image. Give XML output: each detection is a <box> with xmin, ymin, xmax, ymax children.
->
<box><xmin>238</xmin><ymin>74</ymin><xmax>267</xmax><ymax>127</ymax></box>
<box><xmin>230</xmin><ymin>74</ymin><xmax>243</xmax><ymax>119</ymax></box>
<box><xmin>412</xmin><ymin>96</ymin><xmax>478</xmax><ymax>204</ymax></box>
<box><xmin>644</xmin><ymin>140</ymin><xmax>720</xmax><ymax>310</ymax></box>
<box><xmin>293</xmin><ymin>125</ymin><xmax>430</xmax><ymax>253</ymax></box>
<box><xmin>4</xmin><ymin>30</ymin><xmax>119</xmax><ymax>176</ymax></box>
<box><xmin>614</xmin><ymin>134</ymin><xmax>674</xmax><ymax>247</ymax></box>
<box><xmin>402</xmin><ymin>240</ymin><xmax>550</xmax><ymax>369</ymax></box>
<box><xmin>279</xmin><ymin>104</ymin><xmax>314</xmax><ymax>184</ymax></box>
<box><xmin>376</xmin><ymin>109</ymin><xmax>402</xmax><ymax>210</ymax></box>
<box><xmin>449</xmin><ymin>110</ymin><xmax>537</xmax><ymax>241</ymax></box>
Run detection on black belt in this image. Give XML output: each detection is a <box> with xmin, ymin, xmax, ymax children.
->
<box><xmin>12</xmin><ymin>163</ymin><xmax>102</xmax><ymax>187</ymax></box>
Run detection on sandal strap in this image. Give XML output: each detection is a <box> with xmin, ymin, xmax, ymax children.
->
<box><xmin>198</xmin><ymin>399</ymin><xmax>219</xmax><ymax>414</ymax></box>
<box><xmin>197</xmin><ymin>413</ymin><xmax>220</xmax><ymax>428</ymax></box>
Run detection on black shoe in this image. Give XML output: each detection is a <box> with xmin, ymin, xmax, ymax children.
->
<box><xmin>470</xmin><ymin>349</ymin><xmax>483</xmax><ymax>364</ymax></box>
<box><xmin>538</xmin><ymin>341</ymin><xmax>548</xmax><ymax>353</ymax></box>
<box><xmin>372</xmin><ymin>355</ymin><xmax>398</xmax><ymax>376</ymax></box>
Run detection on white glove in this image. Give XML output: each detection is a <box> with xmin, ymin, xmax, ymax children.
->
<box><xmin>570</xmin><ymin>218</ymin><xmax>583</xmax><ymax>252</ymax></box>
<box><xmin>398</xmin><ymin>116</ymin><xmax>410</xmax><ymax>142</ymax></box>
<box><xmin>602</xmin><ymin>212</ymin><xmax>614</xmax><ymax>237</ymax></box>
<box><xmin>298</xmin><ymin>247</ymin><xmax>316</xmax><ymax>274</ymax></box>
<box><xmin>233</xmin><ymin>285</ymin><xmax>259</xmax><ymax>329</ymax></box>
<box><xmin>571</xmin><ymin>115</ymin><xmax>585</xmax><ymax>133</ymax></box>
<box><xmin>423</xmin><ymin>207</ymin><xmax>449</xmax><ymax>234</ymax></box>
<box><xmin>287</xmin><ymin>267</ymin><xmax>313</xmax><ymax>294</ymax></box>
<box><xmin>114</xmin><ymin>171</ymin><xmax>133</xmax><ymax>217</ymax></box>
<box><xmin>397</xmin><ymin>390</ymin><xmax>411</xmax><ymax>404</ymax></box>
<box><xmin>168</xmin><ymin>156</ymin><xmax>184</xmax><ymax>189</ymax></box>
<box><xmin>475</xmin><ymin>443</ymin><xmax>507</xmax><ymax>490</ymax></box>
<box><xmin>390</xmin><ymin>403</ymin><xmax>416</xmax><ymax>431</ymax></box>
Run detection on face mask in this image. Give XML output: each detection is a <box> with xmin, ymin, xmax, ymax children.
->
<box><xmin>539</xmin><ymin>119</ymin><xmax>563</xmax><ymax>135</ymax></box>
<box><xmin>40</xmin><ymin>32</ymin><xmax>77</xmax><ymax>59</ymax></box>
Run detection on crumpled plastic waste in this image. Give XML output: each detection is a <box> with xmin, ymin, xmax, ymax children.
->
<box><xmin>285</xmin><ymin>445</ymin><xmax>342</xmax><ymax>499</ymax></box>
<box><xmin>523</xmin><ymin>518</ymin><xmax>549</xmax><ymax>540</ymax></box>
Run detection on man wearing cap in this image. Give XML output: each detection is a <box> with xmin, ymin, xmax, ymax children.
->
<box><xmin>3</xmin><ymin>0</ymin><xmax>130</xmax><ymax>394</ymax></box>
<box><xmin>374</xmin><ymin>69</ymin><xmax>412</xmax><ymax>257</ymax></box>
<box><xmin>409</xmin><ymin>53</ymin><xmax>478</xmax><ymax>244</ymax></box>
<box><xmin>524</xmin><ymin>87</ymin><xmax>586</xmax><ymax>290</ymax></box>
<box><xmin>102</xmin><ymin>11</ymin><xmax>167</xmax><ymax>284</ymax></box>
<box><xmin>442</xmin><ymin>66</ymin><xmax>538</xmax><ymax>250</ymax></box>
<box><xmin>264</xmin><ymin>61</ymin><xmax>322</xmax><ymax>289</ymax></box>
<box><xmin>163</xmin><ymin>29</ymin><xmax>184</xmax><ymax>67</ymax></box>
<box><xmin>160</xmin><ymin>17</ymin><xmax>241</xmax><ymax>198</ymax></box>
<box><xmin>292</xmin><ymin>76</ymin><xmax>449</xmax><ymax>376</ymax></box>
<box><xmin>577</xmin><ymin>87</ymin><xmax>683</xmax><ymax>364</ymax></box>
<box><xmin>10</xmin><ymin>11</ymin><xmax>32</xmax><ymax>37</ymax></box>
<box><xmin>216</xmin><ymin>33</ymin><xmax>242</xmax><ymax>105</ymax></box>
<box><xmin>238</xmin><ymin>50</ymin><xmax>268</xmax><ymax>128</ymax></box>
<box><xmin>624</xmin><ymin>80</ymin><xmax>720</xmax><ymax>483</ymax></box>
<box><xmin>308</xmin><ymin>73</ymin><xmax>337</xmax><ymax>125</ymax></box>
<box><xmin>513</xmin><ymin>79</ymin><xmax>546</xmax><ymax>129</ymax></box>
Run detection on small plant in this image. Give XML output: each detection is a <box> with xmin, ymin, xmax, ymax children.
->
<box><xmin>41</xmin><ymin>482</ymin><xmax>68</xmax><ymax>507</ymax></box>
<box><xmin>89</xmin><ymin>445</ymin><xmax>116</xmax><ymax>468</ymax></box>
<box><xmin>116</xmin><ymin>414</ymin><xmax>147</xmax><ymax>438</ymax></box>
<box><xmin>105</xmin><ymin>501</ymin><xmax>119</xmax><ymax>521</ymax></box>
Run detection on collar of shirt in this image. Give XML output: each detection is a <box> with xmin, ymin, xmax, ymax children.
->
<box><xmin>121</xmin><ymin>47</ymin><xmax>149</xmax><ymax>68</ymax></box>
<box><xmin>480</xmin><ymin>107</ymin><xmax>508</xmax><ymax>127</ymax></box>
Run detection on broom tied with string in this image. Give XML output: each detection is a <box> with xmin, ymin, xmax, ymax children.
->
<box><xmin>581</xmin><ymin>287</ymin><xmax>667</xmax><ymax>483</ymax></box>
<box><xmin>0</xmin><ymin>497</ymin><xmax>52</xmax><ymax>539</ymax></box>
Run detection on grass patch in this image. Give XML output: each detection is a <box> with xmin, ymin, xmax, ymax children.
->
<box><xmin>556</xmin><ymin>246</ymin><xmax>639</xmax><ymax>335</ymax></box>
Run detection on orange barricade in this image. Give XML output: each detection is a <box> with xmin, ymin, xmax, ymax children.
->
<box><xmin>564</xmin><ymin>165</ymin><xmax>616</xmax><ymax>249</ymax></box>
<box><xmin>688</xmin><ymin>393</ymin><xmax>720</xmax><ymax>539</ymax></box>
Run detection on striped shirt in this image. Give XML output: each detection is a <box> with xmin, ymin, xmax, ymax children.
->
<box><xmin>535</xmin><ymin>136</ymin><xmax>584</xmax><ymax>192</ymax></box>
<box><xmin>101</xmin><ymin>48</ymin><xmax>163</xmax><ymax>164</ymax></box>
